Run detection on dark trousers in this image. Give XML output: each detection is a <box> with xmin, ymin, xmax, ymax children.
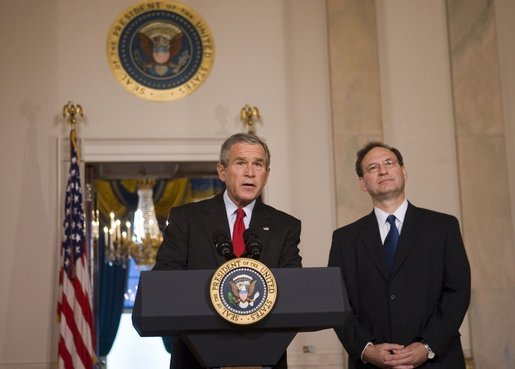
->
<box><xmin>170</xmin><ymin>339</ymin><xmax>287</xmax><ymax>369</ymax></box>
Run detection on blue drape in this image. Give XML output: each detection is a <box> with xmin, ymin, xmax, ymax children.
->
<box><xmin>97</xmin><ymin>229</ymin><xmax>128</xmax><ymax>358</ymax></box>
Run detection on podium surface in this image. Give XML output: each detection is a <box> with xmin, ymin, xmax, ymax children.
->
<box><xmin>133</xmin><ymin>267</ymin><xmax>347</xmax><ymax>367</ymax></box>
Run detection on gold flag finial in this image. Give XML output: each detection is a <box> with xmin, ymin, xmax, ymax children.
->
<box><xmin>63</xmin><ymin>102</ymin><xmax>84</xmax><ymax>127</ymax></box>
<box><xmin>240</xmin><ymin>104</ymin><xmax>261</xmax><ymax>134</ymax></box>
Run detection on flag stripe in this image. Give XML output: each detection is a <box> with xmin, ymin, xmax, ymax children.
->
<box><xmin>59</xmin><ymin>291</ymin><xmax>92</xmax><ymax>368</ymax></box>
<box><xmin>60</xmin><ymin>257</ymin><xmax>95</xmax><ymax>358</ymax></box>
<box><xmin>58</xmin><ymin>334</ymin><xmax>74</xmax><ymax>369</ymax></box>
<box><xmin>70</xmin><ymin>257</ymin><xmax>94</xmax><ymax>331</ymax></box>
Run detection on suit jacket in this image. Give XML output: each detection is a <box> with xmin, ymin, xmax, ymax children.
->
<box><xmin>328</xmin><ymin>202</ymin><xmax>470</xmax><ymax>369</ymax></box>
<box><xmin>153</xmin><ymin>193</ymin><xmax>302</xmax><ymax>369</ymax></box>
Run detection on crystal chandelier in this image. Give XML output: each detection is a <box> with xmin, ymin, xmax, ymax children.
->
<box><xmin>130</xmin><ymin>180</ymin><xmax>163</xmax><ymax>265</ymax></box>
<box><xmin>93</xmin><ymin>179</ymin><xmax>163</xmax><ymax>267</ymax></box>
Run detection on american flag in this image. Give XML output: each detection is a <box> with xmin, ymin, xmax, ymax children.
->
<box><xmin>57</xmin><ymin>128</ymin><xmax>96</xmax><ymax>369</ymax></box>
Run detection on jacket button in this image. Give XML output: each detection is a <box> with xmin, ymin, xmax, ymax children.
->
<box><xmin>390</xmin><ymin>294</ymin><xmax>396</xmax><ymax>300</ymax></box>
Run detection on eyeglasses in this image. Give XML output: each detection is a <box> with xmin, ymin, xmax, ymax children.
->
<box><xmin>364</xmin><ymin>159</ymin><xmax>398</xmax><ymax>174</ymax></box>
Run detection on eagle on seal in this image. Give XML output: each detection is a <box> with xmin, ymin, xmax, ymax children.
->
<box><xmin>138</xmin><ymin>22</ymin><xmax>186</xmax><ymax>76</ymax></box>
<box><xmin>229</xmin><ymin>279</ymin><xmax>257</xmax><ymax>308</ymax></box>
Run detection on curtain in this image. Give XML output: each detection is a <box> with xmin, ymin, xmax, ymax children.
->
<box><xmin>97</xmin><ymin>229</ymin><xmax>128</xmax><ymax>358</ymax></box>
<box><xmin>95</xmin><ymin>179</ymin><xmax>137</xmax><ymax>359</ymax></box>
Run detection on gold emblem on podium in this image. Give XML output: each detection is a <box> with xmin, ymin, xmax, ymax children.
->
<box><xmin>210</xmin><ymin>258</ymin><xmax>277</xmax><ymax>325</ymax></box>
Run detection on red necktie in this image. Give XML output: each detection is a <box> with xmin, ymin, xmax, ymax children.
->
<box><xmin>232</xmin><ymin>208</ymin><xmax>246</xmax><ymax>257</ymax></box>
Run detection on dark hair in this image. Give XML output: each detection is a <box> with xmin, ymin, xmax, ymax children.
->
<box><xmin>355</xmin><ymin>141</ymin><xmax>404</xmax><ymax>177</ymax></box>
<box><xmin>219</xmin><ymin>133</ymin><xmax>271</xmax><ymax>169</ymax></box>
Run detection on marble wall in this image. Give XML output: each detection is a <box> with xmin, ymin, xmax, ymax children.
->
<box><xmin>328</xmin><ymin>0</ymin><xmax>515</xmax><ymax>368</ymax></box>
<box><xmin>447</xmin><ymin>0</ymin><xmax>515</xmax><ymax>367</ymax></box>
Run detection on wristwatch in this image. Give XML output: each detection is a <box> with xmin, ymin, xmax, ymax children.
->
<box><xmin>422</xmin><ymin>341</ymin><xmax>436</xmax><ymax>360</ymax></box>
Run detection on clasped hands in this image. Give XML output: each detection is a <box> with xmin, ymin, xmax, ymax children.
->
<box><xmin>363</xmin><ymin>342</ymin><xmax>428</xmax><ymax>369</ymax></box>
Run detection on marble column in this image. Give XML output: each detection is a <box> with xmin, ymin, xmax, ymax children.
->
<box><xmin>326</xmin><ymin>0</ymin><xmax>383</xmax><ymax>228</ymax></box>
<box><xmin>446</xmin><ymin>0</ymin><xmax>515</xmax><ymax>367</ymax></box>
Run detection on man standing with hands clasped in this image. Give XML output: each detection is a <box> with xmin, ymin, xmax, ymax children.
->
<box><xmin>328</xmin><ymin>142</ymin><xmax>471</xmax><ymax>369</ymax></box>
<box><xmin>154</xmin><ymin>132</ymin><xmax>302</xmax><ymax>369</ymax></box>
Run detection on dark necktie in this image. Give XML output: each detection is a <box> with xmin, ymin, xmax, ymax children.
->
<box><xmin>384</xmin><ymin>215</ymin><xmax>399</xmax><ymax>270</ymax></box>
<box><xmin>232</xmin><ymin>208</ymin><xmax>246</xmax><ymax>257</ymax></box>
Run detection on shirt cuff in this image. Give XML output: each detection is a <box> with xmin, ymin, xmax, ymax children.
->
<box><xmin>361</xmin><ymin>342</ymin><xmax>374</xmax><ymax>363</ymax></box>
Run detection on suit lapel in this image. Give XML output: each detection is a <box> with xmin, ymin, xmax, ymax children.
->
<box><xmin>202</xmin><ymin>194</ymin><xmax>231</xmax><ymax>264</ymax></box>
<box><xmin>360</xmin><ymin>211</ymin><xmax>390</xmax><ymax>280</ymax></box>
<box><xmin>247</xmin><ymin>200</ymin><xmax>273</xmax><ymax>254</ymax></box>
<box><xmin>390</xmin><ymin>202</ymin><xmax>423</xmax><ymax>275</ymax></box>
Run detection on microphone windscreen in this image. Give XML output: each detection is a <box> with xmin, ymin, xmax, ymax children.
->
<box><xmin>213</xmin><ymin>230</ymin><xmax>229</xmax><ymax>243</ymax></box>
<box><xmin>243</xmin><ymin>228</ymin><xmax>259</xmax><ymax>242</ymax></box>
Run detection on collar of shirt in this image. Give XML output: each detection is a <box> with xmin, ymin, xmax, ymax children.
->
<box><xmin>374</xmin><ymin>199</ymin><xmax>408</xmax><ymax>243</ymax></box>
<box><xmin>223</xmin><ymin>190</ymin><xmax>255</xmax><ymax>236</ymax></box>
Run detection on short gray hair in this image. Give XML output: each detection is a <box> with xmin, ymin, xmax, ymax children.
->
<box><xmin>219</xmin><ymin>133</ymin><xmax>271</xmax><ymax>168</ymax></box>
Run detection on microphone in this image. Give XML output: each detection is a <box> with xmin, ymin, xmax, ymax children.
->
<box><xmin>243</xmin><ymin>229</ymin><xmax>262</xmax><ymax>260</ymax></box>
<box><xmin>213</xmin><ymin>230</ymin><xmax>234</xmax><ymax>260</ymax></box>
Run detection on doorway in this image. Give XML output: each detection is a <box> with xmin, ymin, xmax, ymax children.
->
<box><xmin>85</xmin><ymin>160</ymin><xmax>222</xmax><ymax>368</ymax></box>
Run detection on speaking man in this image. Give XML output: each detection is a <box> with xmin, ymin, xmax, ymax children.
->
<box><xmin>154</xmin><ymin>132</ymin><xmax>302</xmax><ymax>369</ymax></box>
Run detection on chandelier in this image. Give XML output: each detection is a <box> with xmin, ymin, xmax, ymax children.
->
<box><xmin>92</xmin><ymin>179</ymin><xmax>163</xmax><ymax>267</ymax></box>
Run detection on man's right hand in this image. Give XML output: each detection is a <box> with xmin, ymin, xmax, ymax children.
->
<box><xmin>362</xmin><ymin>343</ymin><xmax>415</xmax><ymax>369</ymax></box>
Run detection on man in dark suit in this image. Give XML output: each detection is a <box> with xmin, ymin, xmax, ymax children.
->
<box><xmin>328</xmin><ymin>142</ymin><xmax>470</xmax><ymax>369</ymax></box>
<box><xmin>154</xmin><ymin>132</ymin><xmax>302</xmax><ymax>369</ymax></box>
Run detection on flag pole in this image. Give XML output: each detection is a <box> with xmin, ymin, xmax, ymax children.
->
<box><xmin>58</xmin><ymin>102</ymin><xmax>96</xmax><ymax>369</ymax></box>
<box><xmin>62</xmin><ymin>102</ymin><xmax>84</xmax><ymax>277</ymax></box>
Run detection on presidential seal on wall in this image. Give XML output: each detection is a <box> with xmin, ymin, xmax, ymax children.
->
<box><xmin>210</xmin><ymin>258</ymin><xmax>277</xmax><ymax>325</ymax></box>
<box><xmin>106</xmin><ymin>1</ymin><xmax>215</xmax><ymax>101</ymax></box>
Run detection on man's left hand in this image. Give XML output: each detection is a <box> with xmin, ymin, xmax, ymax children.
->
<box><xmin>384</xmin><ymin>342</ymin><xmax>428</xmax><ymax>368</ymax></box>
